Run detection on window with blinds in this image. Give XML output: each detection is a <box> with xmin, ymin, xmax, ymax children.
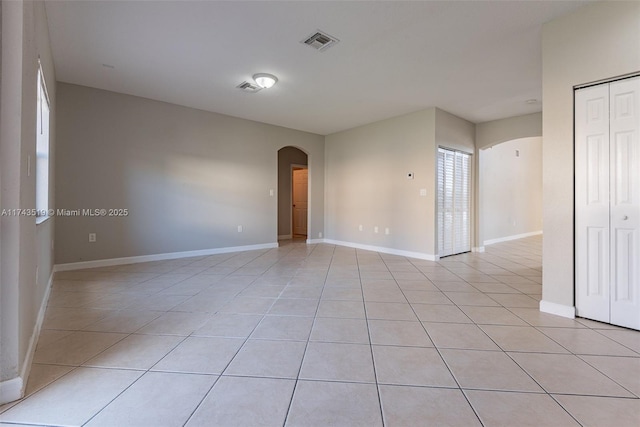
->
<box><xmin>437</xmin><ymin>147</ymin><xmax>471</xmax><ymax>257</ymax></box>
<box><xmin>36</xmin><ymin>64</ymin><xmax>50</xmax><ymax>220</ymax></box>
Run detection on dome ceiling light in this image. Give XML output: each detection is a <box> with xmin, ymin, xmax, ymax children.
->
<box><xmin>253</xmin><ymin>73</ymin><xmax>278</xmax><ymax>89</ymax></box>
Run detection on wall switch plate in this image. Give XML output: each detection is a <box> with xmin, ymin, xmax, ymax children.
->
<box><xmin>374</xmin><ymin>226</ymin><xmax>379</xmax><ymax>233</ymax></box>
<box><xmin>420</xmin><ymin>189</ymin><xmax>427</xmax><ymax>196</ymax></box>
<box><xmin>237</xmin><ymin>225</ymin><xmax>243</xmax><ymax>232</ymax></box>
<box><xmin>269</xmin><ymin>189</ymin><xmax>274</xmax><ymax>196</ymax></box>
<box><xmin>407</xmin><ymin>172</ymin><xmax>414</xmax><ymax>179</ymax></box>
<box><xmin>88</xmin><ymin>233</ymin><xmax>96</xmax><ymax>242</ymax></box>
<box><xmin>385</xmin><ymin>227</ymin><xmax>390</xmax><ymax>235</ymax></box>
<box><xmin>515</xmin><ymin>150</ymin><xmax>520</xmax><ymax>157</ymax></box>
<box><xmin>358</xmin><ymin>224</ymin><xmax>363</xmax><ymax>231</ymax></box>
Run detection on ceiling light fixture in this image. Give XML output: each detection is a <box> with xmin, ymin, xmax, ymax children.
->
<box><xmin>253</xmin><ymin>73</ymin><xmax>278</xmax><ymax>89</ymax></box>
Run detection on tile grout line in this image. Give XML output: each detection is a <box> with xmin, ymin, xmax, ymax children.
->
<box><xmin>58</xmin><ymin>247</ymin><xmax>284</xmax><ymax>426</ymax></box>
<box><xmin>358</xmin><ymin>249</ymin><xmax>387</xmax><ymax>427</ymax></box>
<box><xmin>281</xmin><ymin>243</ymin><xmax>333</xmax><ymax>427</ymax></box>
<box><xmin>181</xmin><ymin>243</ymin><xmax>302</xmax><ymax>426</ymax></box>
<box><xmin>6</xmin><ymin>237</ymin><xmax>639</xmax><ymax>426</ymax></box>
<box><xmin>181</xmin><ymin>243</ymin><xmax>301</xmax><ymax>426</ymax></box>
<box><xmin>387</xmin><ymin>254</ymin><xmax>486</xmax><ymax>427</ymax></box>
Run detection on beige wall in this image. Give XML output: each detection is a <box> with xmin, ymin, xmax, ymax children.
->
<box><xmin>435</xmin><ymin>108</ymin><xmax>475</xmax><ymax>154</ymax></box>
<box><xmin>324</xmin><ymin>107</ymin><xmax>475</xmax><ymax>258</ymax></box>
<box><xmin>474</xmin><ymin>113</ymin><xmax>542</xmax><ymax>247</ymax></box>
<box><xmin>542</xmin><ymin>1</ymin><xmax>640</xmax><ymax>310</ymax></box>
<box><xmin>325</xmin><ymin>108</ymin><xmax>437</xmax><ymax>255</ymax></box>
<box><xmin>481</xmin><ymin>137</ymin><xmax>542</xmax><ymax>243</ymax></box>
<box><xmin>55</xmin><ymin>83</ymin><xmax>324</xmax><ymax>264</ymax></box>
<box><xmin>0</xmin><ymin>0</ymin><xmax>56</xmax><ymax>399</ymax></box>
<box><xmin>476</xmin><ymin>112</ymin><xmax>541</xmax><ymax>150</ymax></box>
<box><xmin>277</xmin><ymin>146</ymin><xmax>307</xmax><ymax>237</ymax></box>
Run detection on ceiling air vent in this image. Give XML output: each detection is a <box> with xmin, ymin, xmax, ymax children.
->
<box><xmin>301</xmin><ymin>30</ymin><xmax>339</xmax><ymax>51</ymax></box>
<box><xmin>236</xmin><ymin>81</ymin><xmax>262</xmax><ymax>93</ymax></box>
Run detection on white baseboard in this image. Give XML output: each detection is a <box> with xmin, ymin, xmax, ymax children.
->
<box><xmin>0</xmin><ymin>377</ymin><xmax>23</xmax><ymax>405</ymax></box>
<box><xmin>0</xmin><ymin>271</ymin><xmax>54</xmax><ymax>405</ymax></box>
<box><xmin>54</xmin><ymin>242</ymin><xmax>279</xmax><ymax>272</ymax></box>
<box><xmin>472</xmin><ymin>246</ymin><xmax>485</xmax><ymax>253</ymax></box>
<box><xmin>306</xmin><ymin>239</ymin><xmax>324</xmax><ymax>244</ymax></box>
<box><xmin>323</xmin><ymin>239</ymin><xmax>437</xmax><ymax>261</ymax></box>
<box><xmin>484</xmin><ymin>230</ymin><xmax>542</xmax><ymax>246</ymax></box>
<box><xmin>539</xmin><ymin>300</ymin><xmax>576</xmax><ymax>319</ymax></box>
<box><xmin>278</xmin><ymin>234</ymin><xmax>292</xmax><ymax>240</ymax></box>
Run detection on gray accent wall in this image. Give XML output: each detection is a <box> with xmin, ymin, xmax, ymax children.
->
<box><xmin>55</xmin><ymin>83</ymin><xmax>324</xmax><ymax>264</ymax></box>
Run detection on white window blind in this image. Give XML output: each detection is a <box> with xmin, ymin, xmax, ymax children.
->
<box><xmin>438</xmin><ymin>147</ymin><xmax>471</xmax><ymax>257</ymax></box>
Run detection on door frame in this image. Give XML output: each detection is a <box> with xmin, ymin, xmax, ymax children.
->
<box><xmin>574</xmin><ymin>73</ymin><xmax>640</xmax><ymax>329</ymax></box>
<box><xmin>290</xmin><ymin>164</ymin><xmax>308</xmax><ymax>237</ymax></box>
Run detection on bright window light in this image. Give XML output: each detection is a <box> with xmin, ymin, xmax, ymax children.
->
<box><xmin>36</xmin><ymin>64</ymin><xmax>50</xmax><ymax>221</ymax></box>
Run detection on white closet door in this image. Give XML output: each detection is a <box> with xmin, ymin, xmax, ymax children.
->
<box><xmin>575</xmin><ymin>84</ymin><xmax>611</xmax><ymax>323</ymax></box>
<box><xmin>609</xmin><ymin>76</ymin><xmax>640</xmax><ymax>330</ymax></box>
<box><xmin>576</xmin><ymin>76</ymin><xmax>640</xmax><ymax>330</ymax></box>
<box><xmin>438</xmin><ymin>147</ymin><xmax>471</xmax><ymax>257</ymax></box>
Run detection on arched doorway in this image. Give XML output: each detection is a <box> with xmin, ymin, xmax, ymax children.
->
<box><xmin>277</xmin><ymin>147</ymin><xmax>308</xmax><ymax>240</ymax></box>
<box><xmin>479</xmin><ymin>136</ymin><xmax>542</xmax><ymax>246</ymax></box>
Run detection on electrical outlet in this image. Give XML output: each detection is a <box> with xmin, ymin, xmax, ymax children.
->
<box><xmin>237</xmin><ymin>225</ymin><xmax>243</xmax><ymax>232</ymax></box>
<box><xmin>318</xmin><ymin>232</ymin><xmax>323</xmax><ymax>238</ymax></box>
<box><xmin>374</xmin><ymin>226</ymin><xmax>379</xmax><ymax>233</ymax></box>
<box><xmin>385</xmin><ymin>227</ymin><xmax>390</xmax><ymax>235</ymax></box>
<box><xmin>420</xmin><ymin>189</ymin><xmax>427</xmax><ymax>196</ymax></box>
<box><xmin>269</xmin><ymin>189</ymin><xmax>274</xmax><ymax>196</ymax></box>
<box><xmin>88</xmin><ymin>233</ymin><xmax>96</xmax><ymax>242</ymax></box>
<box><xmin>358</xmin><ymin>224</ymin><xmax>363</xmax><ymax>231</ymax></box>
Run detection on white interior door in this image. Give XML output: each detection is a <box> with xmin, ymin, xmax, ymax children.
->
<box><xmin>292</xmin><ymin>168</ymin><xmax>308</xmax><ymax>236</ymax></box>
<box><xmin>609</xmin><ymin>77</ymin><xmax>640</xmax><ymax>330</ymax></box>
<box><xmin>575</xmin><ymin>76</ymin><xmax>640</xmax><ymax>330</ymax></box>
<box><xmin>576</xmin><ymin>83</ymin><xmax>611</xmax><ymax>323</ymax></box>
<box><xmin>438</xmin><ymin>148</ymin><xmax>471</xmax><ymax>257</ymax></box>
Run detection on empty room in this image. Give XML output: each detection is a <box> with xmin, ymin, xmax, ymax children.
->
<box><xmin>1</xmin><ymin>1</ymin><xmax>639</xmax><ymax>426</ymax></box>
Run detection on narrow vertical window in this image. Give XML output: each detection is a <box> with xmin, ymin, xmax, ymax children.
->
<box><xmin>36</xmin><ymin>64</ymin><xmax>50</xmax><ymax>221</ymax></box>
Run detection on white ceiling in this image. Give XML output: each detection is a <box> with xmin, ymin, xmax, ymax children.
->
<box><xmin>45</xmin><ymin>1</ymin><xmax>590</xmax><ymax>135</ymax></box>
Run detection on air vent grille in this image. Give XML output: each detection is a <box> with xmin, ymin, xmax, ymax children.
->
<box><xmin>236</xmin><ymin>81</ymin><xmax>262</xmax><ymax>93</ymax></box>
<box><xmin>301</xmin><ymin>30</ymin><xmax>339</xmax><ymax>51</ymax></box>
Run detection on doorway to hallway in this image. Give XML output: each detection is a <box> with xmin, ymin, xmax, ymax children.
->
<box><xmin>277</xmin><ymin>146</ymin><xmax>308</xmax><ymax>240</ymax></box>
<box><xmin>292</xmin><ymin>167</ymin><xmax>308</xmax><ymax>238</ymax></box>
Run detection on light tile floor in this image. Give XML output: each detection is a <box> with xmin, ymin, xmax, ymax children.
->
<box><xmin>1</xmin><ymin>236</ymin><xmax>639</xmax><ymax>426</ymax></box>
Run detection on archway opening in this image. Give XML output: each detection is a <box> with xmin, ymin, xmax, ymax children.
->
<box><xmin>479</xmin><ymin>136</ymin><xmax>542</xmax><ymax>246</ymax></box>
<box><xmin>277</xmin><ymin>147</ymin><xmax>308</xmax><ymax>240</ymax></box>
